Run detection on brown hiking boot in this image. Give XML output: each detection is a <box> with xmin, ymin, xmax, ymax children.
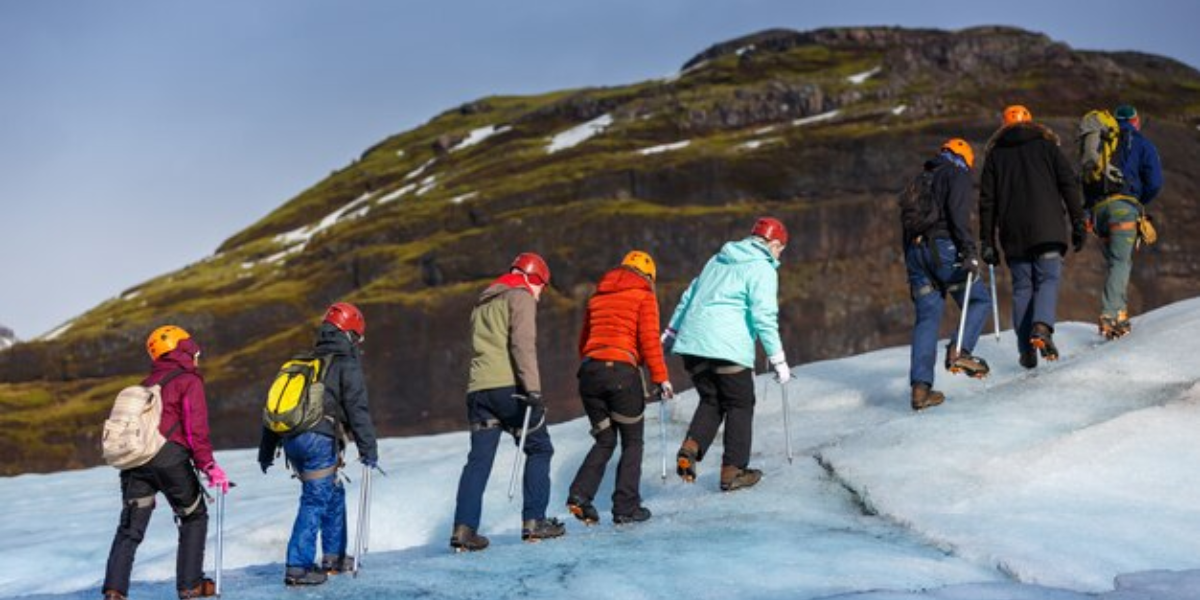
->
<box><xmin>676</xmin><ymin>438</ymin><xmax>700</xmax><ymax>483</ymax></box>
<box><xmin>911</xmin><ymin>383</ymin><xmax>945</xmax><ymax>411</ymax></box>
<box><xmin>1030</xmin><ymin>323</ymin><xmax>1059</xmax><ymax>361</ymax></box>
<box><xmin>719</xmin><ymin>465</ymin><xmax>762</xmax><ymax>491</ymax></box>
<box><xmin>1019</xmin><ymin>350</ymin><xmax>1038</xmax><ymax>369</ymax></box>
<box><xmin>178</xmin><ymin>578</ymin><xmax>216</xmax><ymax>598</ymax></box>
<box><xmin>945</xmin><ymin>344</ymin><xmax>990</xmax><ymax>378</ymax></box>
<box><xmin>449</xmin><ymin>524</ymin><xmax>489</xmax><ymax>552</ymax></box>
<box><xmin>103</xmin><ymin>591</ymin><xmax>127</xmax><ymax>600</ymax></box>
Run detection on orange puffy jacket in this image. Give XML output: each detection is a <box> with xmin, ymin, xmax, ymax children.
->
<box><xmin>578</xmin><ymin>266</ymin><xmax>669</xmax><ymax>384</ymax></box>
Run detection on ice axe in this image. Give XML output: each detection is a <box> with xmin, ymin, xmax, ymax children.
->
<box><xmin>508</xmin><ymin>405</ymin><xmax>533</xmax><ymax>501</ymax></box>
<box><xmin>780</xmin><ymin>380</ymin><xmax>794</xmax><ymax>465</ymax></box>
<box><xmin>658</xmin><ymin>391</ymin><xmax>669</xmax><ymax>483</ymax></box>
<box><xmin>352</xmin><ymin>464</ymin><xmax>373</xmax><ymax>578</ymax></box>
<box><xmin>989</xmin><ymin>265</ymin><xmax>1001</xmax><ymax>343</ymax></box>
<box><xmin>955</xmin><ymin>271</ymin><xmax>975</xmax><ymax>356</ymax></box>
<box><xmin>213</xmin><ymin>482</ymin><xmax>236</xmax><ymax>597</ymax></box>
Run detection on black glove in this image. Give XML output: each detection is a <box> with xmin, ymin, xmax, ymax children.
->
<box><xmin>981</xmin><ymin>245</ymin><xmax>999</xmax><ymax>266</ymax></box>
<box><xmin>961</xmin><ymin>254</ymin><xmax>984</xmax><ymax>280</ymax></box>
<box><xmin>1072</xmin><ymin>219</ymin><xmax>1088</xmax><ymax>253</ymax></box>
<box><xmin>519</xmin><ymin>391</ymin><xmax>544</xmax><ymax>409</ymax></box>
<box><xmin>360</xmin><ymin>454</ymin><xmax>378</xmax><ymax>469</ymax></box>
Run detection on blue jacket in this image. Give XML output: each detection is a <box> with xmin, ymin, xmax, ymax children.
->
<box><xmin>666</xmin><ymin>237</ymin><xmax>783</xmax><ymax>368</ymax></box>
<box><xmin>1115</xmin><ymin>121</ymin><xmax>1164</xmax><ymax>205</ymax></box>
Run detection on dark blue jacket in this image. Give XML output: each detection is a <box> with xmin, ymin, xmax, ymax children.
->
<box><xmin>928</xmin><ymin>151</ymin><xmax>976</xmax><ymax>257</ymax></box>
<box><xmin>1114</xmin><ymin>121</ymin><xmax>1164</xmax><ymax>206</ymax></box>
<box><xmin>258</xmin><ymin>323</ymin><xmax>379</xmax><ymax>466</ymax></box>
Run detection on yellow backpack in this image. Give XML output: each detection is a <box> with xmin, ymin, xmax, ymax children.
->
<box><xmin>1078</xmin><ymin>109</ymin><xmax>1126</xmax><ymax>196</ymax></box>
<box><xmin>263</xmin><ymin>354</ymin><xmax>331</xmax><ymax>434</ymax></box>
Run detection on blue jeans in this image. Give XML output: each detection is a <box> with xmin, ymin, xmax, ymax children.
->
<box><xmin>283</xmin><ymin>432</ymin><xmax>346</xmax><ymax>568</ymax></box>
<box><xmin>1008</xmin><ymin>253</ymin><xmax>1064</xmax><ymax>354</ymax></box>
<box><xmin>905</xmin><ymin>238</ymin><xmax>991</xmax><ymax>386</ymax></box>
<box><xmin>453</xmin><ymin>387</ymin><xmax>553</xmax><ymax>529</ymax></box>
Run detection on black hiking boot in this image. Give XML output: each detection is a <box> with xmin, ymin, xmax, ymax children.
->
<box><xmin>676</xmin><ymin>438</ymin><xmax>700</xmax><ymax>483</ymax></box>
<box><xmin>521</xmin><ymin>517</ymin><xmax>566</xmax><ymax>542</ymax></box>
<box><xmin>613</xmin><ymin>506</ymin><xmax>652</xmax><ymax>525</ymax></box>
<box><xmin>178</xmin><ymin>578</ymin><xmax>216</xmax><ymax>598</ymax></box>
<box><xmin>911</xmin><ymin>383</ymin><xmax>945</xmax><ymax>411</ymax></box>
<box><xmin>719</xmin><ymin>465</ymin><xmax>762</xmax><ymax>492</ymax></box>
<box><xmin>1030</xmin><ymin>323</ymin><xmax>1059</xmax><ymax>361</ymax></box>
<box><xmin>321</xmin><ymin>554</ymin><xmax>355</xmax><ymax>575</ymax></box>
<box><xmin>449</xmin><ymin>524</ymin><xmax>489</xmax><ymax>552</ymax></box>
<box><xmin>103</xmin><ymin>591</ymin><xmax>127</xmax><ymax>600</ymax></box>
<box><xmin>945</xmin><ymin>344</ymin><xmax>991</xmax><ymax>379</ymax></box>
<box><xmin>284</xmin><ymin>567</ymin><xmax>327</xmax><ymax>587</ymax></box>
<box><xmin>566</xmin><ymin>495</ymin><xmax>600</xmax><ymax>525</ymax></box>
<box><xmin>1019</xmin><ymin>350</ymin><xmax>1038</xmax><ymax>370</ymax></box>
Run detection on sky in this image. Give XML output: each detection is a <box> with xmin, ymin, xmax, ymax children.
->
<box><xmin>1</xmin><ymin>0</ymin><xmax>1198</xmax><ymax>339</ymax></box>
<box><xmin>4</xmin><ymin>299</ymin><xmax>1200</xmax><ymax>599</ymax></box>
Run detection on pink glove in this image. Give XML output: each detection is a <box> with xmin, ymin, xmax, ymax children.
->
<box><xmin>205</xmin><ymin>464</ymin><xmax>230</xmax><ymax>494</ymax></box>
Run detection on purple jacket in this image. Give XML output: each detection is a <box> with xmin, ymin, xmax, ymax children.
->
<box><xmin>142</xmin><ymin>338</ymin><xmax>215</xmax><ymax>471</ymax></box>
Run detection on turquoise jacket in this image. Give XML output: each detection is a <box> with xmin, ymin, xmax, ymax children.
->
<box><xmin>666</xmin><ymin>237</ymin><xmax>783</xmax><ymax>368</ymax></box>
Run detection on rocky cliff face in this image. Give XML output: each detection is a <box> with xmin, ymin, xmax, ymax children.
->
<box><xmin>0</xmin><ymin>326</ymin><xmax>15</xmax><ymax>352</ymax></box>
<box><xmin>2</xmin><ymin>26</ymin><xmax>1199</xmax><ymax>474</ymax></box>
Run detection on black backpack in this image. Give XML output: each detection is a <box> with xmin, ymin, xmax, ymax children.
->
<box><xmin>898</xmin><ymin>162</ymin><xmax>946</xmax><ymax>242</ymax></box>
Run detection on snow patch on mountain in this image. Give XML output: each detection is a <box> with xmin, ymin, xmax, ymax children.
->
<box><xmin>847</xmin><ymin>65</ymin><xmax>882</xmax><ymax>84</ymax></box>
<box><xmin>547</xmin><ymin>114</ymin><xmax>613</xmax><ymax>153</ymax></box>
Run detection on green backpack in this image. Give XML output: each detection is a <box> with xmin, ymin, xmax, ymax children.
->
<box><xmin>1078</xmin><ymin>109</ymin><xmax>1126</xmax><ymax>196</ymax></box>
<box><xmin>263</xmin><ymin>354</ymin><xmax>331</xmax><ymax>435</ymax></box>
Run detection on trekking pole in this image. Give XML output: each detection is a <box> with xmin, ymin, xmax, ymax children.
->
<box><xmin>352</xmin><ymin>465</ymin><xmax>369</xmax><ymax>577</ymax></box>
<box><xmin>215</xmin><ymin>491</ymin><xmax>225</xmax><ymax>597</ymax></box>
<box><xmin>955</xmin><ymin>271</ymin><xmax>975</xmax><ymax>355</ymax></box>
<box><xmin>658</xmin><ymin>392</ymin><xmax>668</xmax><ymax>483</ymax></box>
<box><xmin>780</xmin><ymin>381</ymin><xmax>794</xmax><ymax>465</ymax></box>
<box><xmin>989</xmin><ymin>265</ymin><xmax>1001</xmax><ymax>343</ymax></box>
<box><xmin>508</xmin><ymin>405</ymin><xmax>533</xmax><ymax>501</ymax></box>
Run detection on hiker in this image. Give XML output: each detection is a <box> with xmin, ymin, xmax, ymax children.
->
<box><xmin>902</xmin><ymin>139</ymin><xmax>992</xmax><ymax>411</ymax></box>
<box><xmin>258</xmin><ymin>302</ymin><xmax>379</xmax><ymax>586</ymax></box>
<box><xmin>1084</xmin><ymin>104</ymin><xmax>1164</xmax><ymax>339</ymax></box>
<box><xmin>979</xmin><ymin>105</ymin><xmax>1086</xmax><ymax>369</ymax></box>
<box><xmin>662</xmin><ymin>217</ymin><xmax>789</xmax><ymax>492</ymax></box>
<box><xmin>103</xmin><ymin>326</ymin><xmax>229</xmax><ymax>600</ymax></box>
<box><xmin>567</xmin><ymin>250</ymin><xmax>673</xmax><ymax>526</ymax></box>
<box><xmin>450</xmin><ymin>253</ymin><xmax>565</xmax><ymax>551</ymax></box>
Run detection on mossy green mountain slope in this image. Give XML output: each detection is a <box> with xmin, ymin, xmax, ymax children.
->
<box><xmin>3</xmin><ymin>26</ymin><xmax>1199</xmax><ymax>474</ymax></box>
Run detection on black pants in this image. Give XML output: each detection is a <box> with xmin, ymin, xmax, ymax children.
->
<box><xmin>682</xmin><ymin>355</ymin><xmax>756</xmax><ymax>469</ymax></box>
<box><xmin>569</xmin><ymin>360</ymin><xmax>645</xmax><ymax>516</ymax></box>
<box><xmin>103</xmin><ymin>442</ymin><xmax>208</xmax><ymax>596</ymax></box>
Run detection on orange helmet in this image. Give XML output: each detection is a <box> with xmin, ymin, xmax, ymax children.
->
<box><xmin>1002</xmin><ymin>105</ymin><xmax>1032</xmax><ymax>126</ymax></box>
<box><xmin>511</xmin><ymin>252</ymin><xmax>551</xmax><ymax>285</ymax></box>
<box><xmin>324</xmin><ymin>302</ymin><xmax>365</xmax><ymax>337</ymax></box>
<box><xmin>146</xmin><ymin>325</ymin><xmax>191</xmax><ymax>360</ymax></box>
<box><xmin>941</xmin><ymin>138</ymin><xmax>975</xmax><ymax>169</ymax></box>
<box><xmin>621</xmin><ymin>250</ymin><xmax>657</xmax><ymax>281</ymax></box>
<box><xmin>751</xmin><ymin>217</ymin><xmax>788</xmax><ymax>246</ymax></box>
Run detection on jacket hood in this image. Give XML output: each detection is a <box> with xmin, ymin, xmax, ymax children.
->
<box><xmin>314</xmin><ymin>322</ymin><xmax>359</xmax><ymax>358</ymax></box>
<box><xmin>596</xmin><ymin>267</ymin><xmax>653</xmax><ymax>294</ymax></box>
<box><xmin>715</xmin><ymin>238</ymin><xmax>780</xmax><ymax>268</ymax></box>
<box><xmin>477</xmin><ymin>273</ymin><xmax>534</xmax><ymax>305</ymax></box>
<box><xmin>148</xmin><ymin>344</ymin><xmax>200</xmax><ymax>382</ymax></box>
<box><xmin>987</xmin><ymin>122</ymin><xmax>1061</xmax><ymax>152</ymax></box>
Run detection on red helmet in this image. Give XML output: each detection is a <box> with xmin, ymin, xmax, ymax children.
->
<box><xmin>751</xmin><ymin>217</ymin><xmax>788</xmax><ymax>246</ymax></box>
<box><xmin>324</xmin><ymin>302</ymin><xmax>365</xmax><ymax>337</ymax></box>
<box><xmin>511</xmin><ymin>252</ymin><xmax>551</xmax><ymax>285</ymax></box>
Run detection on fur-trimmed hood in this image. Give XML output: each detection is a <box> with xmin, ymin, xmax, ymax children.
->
<box><xmin>986</xmin><ymin>121</ymin><xmax>1061</xmax><ymax>153</ymax></box>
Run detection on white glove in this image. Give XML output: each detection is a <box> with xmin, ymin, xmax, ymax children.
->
<box><xmin>660</xmin><ymin>328</ymin><xmax>677</xmax><ymax>352</ymax></box>
<box><xmin>657</xmin><ymin>381</ymin><xmax>674</xmax><ymax>399</ymax></box>
<box><xmin>769</xmin><ymin>352</ymin><xmax>791</xmax><ymax>384</ymax></box>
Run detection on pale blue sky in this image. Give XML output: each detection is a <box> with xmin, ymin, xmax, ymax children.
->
<box><xmin>1</xmin><ymin>0</ymin><xmax>1196</xmax><ymax>338</ymax></box>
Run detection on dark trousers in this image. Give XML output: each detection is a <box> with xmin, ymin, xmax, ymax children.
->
<box><xmin>569</xmin><ymin>360</ymin><xmax>646</xmax><ymax>516</ymax></box>
<box><xmin>1008</xmin><ymin>253</ymin><xmax>1063</xmax><ymax>354</ymax></box>
<box><xmin>681</xmin><ymin>355</ymin><xmax>756</xmax><ymax>469</ymax></box>
<box><xmin>453</xmin><ymin>386</ymin><xmax>554</xmax><ymax>529</ymax></box>
<box><xmin>103</xmin><ymin>442</ymin><xmax>208</xmax><ymax>596</ymax></box>
<box><xmin>283</xmin><ymin>431</ymin><xmax>346</xmax><ymax>568</ymax></box>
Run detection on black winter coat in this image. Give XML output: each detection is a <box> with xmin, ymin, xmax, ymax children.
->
<box><xmin>258</xmin><ymin>323</ymin><xmax>379</xmax><ymax>466</ymax></box>
<box><xmin>979</xmin><ymin>122</ymin><xmax>1084</xmax><ymax>259</ymax></box>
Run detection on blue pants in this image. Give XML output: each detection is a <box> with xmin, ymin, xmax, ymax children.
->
<box><xmin>283</xmin><ymin>432</ymin><xmax>346</xmax><ymax>568</ymax></box>
<box><xmin>1008</xmin><ymin>253</ymin><xmax>1063</xmax><ymax>354</ymax></box>
<box><xmin>453</xmin><ymin>386</ymin><xmax>554</xmax><ymax>529</ymax></box>
<box><xmin>905</xmin><ymin>238</ymin><xmax>991</xmax><ymax>387</ymax></box>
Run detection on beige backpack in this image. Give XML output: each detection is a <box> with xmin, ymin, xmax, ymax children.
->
<box><xmin>101</xmin><ymin>370</ymin><xmax>184</xmax><ymax>470</ymax></box>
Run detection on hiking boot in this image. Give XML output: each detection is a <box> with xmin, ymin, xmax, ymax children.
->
<box><xmin>911</xmin><ymin>383</ymin><xmax>945</xmax><ymax>411</ymax></box>
<box><xmin>284</xmin><ymin>567</ymin><xmax>327</xmax><ymax>587</ymax></box>
<box><xmin>321</xmin><ymin>554</ymin><xmax>355</xmax><ymax>575</ymax></box>
<box><xmin>945</xmin><ymin>344</ymin><xmax>990</xmax><ymax>378</ymax></box>
<box><xmin>449</xmin><ymin>524</ymin><xmax>489</xmax><ymax>552</ymax></box>
<box><xmin>178</xmin><ymin>578</ymin><xmax>216</xmax><ymax>598</ymax></box>
<box><xmin>1030</xmin><ymin>323</ymin><xmax>1059</xmax><ymax>361</ymax></box>
<box><xmin>719</xmin><ymin>465</ymin><xmax>762</xmax><ymax>492</ymax></box>
<box><xmin>1115</xmin><ymin>310</ymin><xmax>1132</xmax><ymax>337</ymax></box>
<box><xmin>1099</xmin><ymin>315</ymin><xmax>1119</xmax><ymax>340</ymax></box>
<box><xmin>613</xmin><ymin>506</ymin><xmax>652</xmax><ymax>525</ymax></box>
<box><xmin>521</xmin><ymin>517</ymin><xmax>566</xmax><ymax>542</ymax></box>
<box><xmin>566</xmin><ymin>495</ymin><xmax>600</xmax><ymax>525</ymax></box>
<box><xmin>1019</xmin><ymin>350</ymin><xmax>1038</xmax><ymax>370</ymax></box>
<box><xmin>676</xmin><ymin>438</ymin><xmax>700</xmax><ymax>483</ymax></box>
<box><xmin>103</xmin><ymin>591</ymin><xmax>127</xmax><ymax>600</ymax></box>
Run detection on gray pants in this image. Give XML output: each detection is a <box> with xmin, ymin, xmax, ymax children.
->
<box><xmin>1097</xmin><ymin>199</ymin><xmax>1139</xmax><ymax>317</ymax></box>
